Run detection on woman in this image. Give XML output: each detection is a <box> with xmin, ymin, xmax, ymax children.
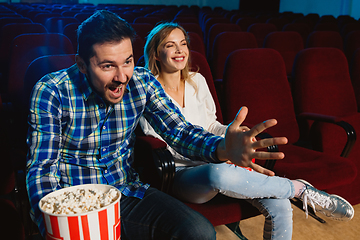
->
<box><xmin>139</xmin><ymin>22</ymin><xmax>353</xmax><ymax>240</ymax></box>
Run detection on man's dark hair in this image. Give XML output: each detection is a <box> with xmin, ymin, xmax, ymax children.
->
<box><xmin>77</xmin><ymin>10</ymin><xmax>136</xmax><ymax>65</ymax></box>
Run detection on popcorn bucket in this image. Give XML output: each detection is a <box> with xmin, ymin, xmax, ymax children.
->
<box><xmin>39</xmin><ymin>184</ymin><xmax>121</xmax><ymax>240</ymax></box>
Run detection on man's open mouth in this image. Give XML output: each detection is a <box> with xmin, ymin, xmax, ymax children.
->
<box><xmin>109</xmin><ymin>85</ymin><xmax>122</xmax><ymax>93</ymax></box>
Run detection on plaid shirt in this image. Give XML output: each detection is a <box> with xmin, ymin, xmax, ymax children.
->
<box><xmin>26</xmin><ymin>64</ymin><xmax>223</xmax><ymax>235</ymax></box>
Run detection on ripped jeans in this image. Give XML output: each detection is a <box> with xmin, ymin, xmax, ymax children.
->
<box><xmin>172</xmin><ymin>162</ymin><xmax>295</xmax><ymax>240</ymax></box>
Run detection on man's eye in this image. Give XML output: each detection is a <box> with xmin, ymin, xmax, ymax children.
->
<box><xmin>125</xmin><ymin>58</ymin><xmax>133</xmax><ymax>65</ymax></box>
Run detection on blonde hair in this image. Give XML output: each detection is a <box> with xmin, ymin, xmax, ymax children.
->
<box><xmin>144</xmin><ymin>22</ymin><xmax>198</xmax><ymax>92</ymax></box>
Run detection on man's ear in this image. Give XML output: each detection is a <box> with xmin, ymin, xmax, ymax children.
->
<box><xmin>76</xmin><ymin>55</ymin><xmax>87</xmax><ymax>74</ymax></box>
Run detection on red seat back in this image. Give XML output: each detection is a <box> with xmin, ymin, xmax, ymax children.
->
<box><xmin>0</xmin><ymin>17</ymin><xmax>32</xmax><ymax>29</ymax></box>
<box><xmin>282</xmin><ymin>23</ymin><xmax>311</xmax><ymax>45</ymax></box>
<box><xmin>133</xmin><ymin>16</ymin><xmax>161</xmax><ymax>26</ymax></box>
<box><xmin>203</xmin><ymin>17</ymin><xmax>230</xmax><ymax>38</ymax></box>
<box><xmin>206</xmin><ymin>23</ymin><xmax>242</xmax><ymax>59</ymax></box>
<box><xmin>292</xmin><ymin>48</ymin><xmax>357</xmax><ymax>118</ymax></box>
<box><xmin>0</xmin><ymin>23</ymin><xmax>48</xmax><ymax>88</ymax></box>
<box><xmin>179</xmin><ymin>22</ymin><xmax>203</xmax><ymax>39</ymax></box>
<box><xmin>7</xmin><ymin>33</ymin><xmax>74</xmax><ymax>100</ymax></box>
<box><xmin>211</xmin><ymin>31</ymin><xmax>257</xmax><ymax>81</ymax></box>
<box><xmin>131</xmin><ymin>23</ymin><xmax>154</xmax><ymax>40</ymax></box>
<box><xmin>264</xmin><ymin>31</ymin><xmax>304</xmax><ymax>76</ymax></box>
<box><xmin>222</xmin><ymin>48</ymin><xmax>300</xmax><ymax>143</ymax></box>
<box><xmin>190</xmin><ymin>50</ymin><xmax>223</xmax><ymax>124</ymax></box>
<box><xmin>33</xmin><ymin>13</ymin><xmax>61</xmax><ymax>25</ymax></box>
<box><xmin>313</xmin><ymin>22</ymin><xmax>339</xmax><ymax>32</ymax></box>
<box><xmin>350</xmin><ymin>48</ymin><xmax>360</xmax><ymax>112</ymax></box>
<box><xmin>173</xmin><ymin>16</ymin><xmax>199</xmax><ymax>24</ymax></box>
<box><xmin>236</xmin><ymin>17</ymin><xmax>261</xmax><ymax>32</ymax></box>
<box><xmin>344</xmin><ymin>30</ymin><xmax>360</xmax><ymax>61</ymax></box>
<box><xmin>23</xmin><ymin>54</ymin><xmax>76</xmax><ymax>110</ymax></box>
<box><xmin>44</xmin><ymin>17</ymin><xmax>79</xmax><ymax>33</ymax></box>
<box><xmin>188</xmin><ymin>32</ymin><xmax>206</xmax><ymax>57</ymax></box>
<box><xmin>341</xmin><ymin>22</ymin><xmax>360</xmax><ymax>38</ymax></box>
<box><xmin>266</xmin><ymin>17</ymin><xmax>290</xmax><ymax>31</ymax></box>
<box><xmin>247</xmin><ymin>23</ymin><xmax>277</xmax><ymax>47</ymax></box>
<box><xmin>63</xmin><ymin>22</ymin><xmax>80</xmax><ymax>52</ymax></box>
<box><xmin>74</xmin><ymin>12</ymin><xmax>93</xmax><ymax>23</ymax></box>
<box><xmin>306</xmin><ymin>31</ymin><xmax>343</xmax><ymax>50</ymax></box>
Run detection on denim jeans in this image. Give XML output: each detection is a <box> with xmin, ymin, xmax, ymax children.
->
<box><xmin>120</xmin><ymin>187</ymin><xmax>216</xmax><ymax>240</ymax></box>
<box><xmin>172</xmin><ymin>162</ymin><xmax>295</xmax><ymax>240</ymax></box>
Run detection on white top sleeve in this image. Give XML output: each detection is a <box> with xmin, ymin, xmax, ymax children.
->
<box><xmin>139</xmin><ymin>72</ymin><xmax>227</xmax><ymax>166</ymax></box>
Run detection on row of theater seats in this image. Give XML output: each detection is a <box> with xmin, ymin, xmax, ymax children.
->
<box><xmin>3</xmin><ymin>2</ymin><xmax>360</xmax><ymax>89</ymax></box>
<box><xmin>194</xmin><ymin>13</ymin><xmax>360</xmax><ymax>85</ymax></box>
<box><xmin>220</xmin><ymin>47</ymin><xmax>360</xmax><ymax>206</ymax></box>
<box><xmin>3</xmin><ymin>4</ymin><xmax>360</xmax><ymax>94</ymax></box>
<box><xmin>187</xmin><ymin>44</ymin><xmax>360</xmax><ymax>208</ymax></box>
<box><xmin>194</xmin><ymin>3</ymin><xmax>360</xmax><ymax>207</ymax></box>
<box><xmin>1</xmin><ymin>2</ymin><xmax>360</xmax><ymax>239</ymax></box>
<box><xmin>209</xmin><ymin>30</ymin><xmax>360</xmax><ymax>85</ymax></box>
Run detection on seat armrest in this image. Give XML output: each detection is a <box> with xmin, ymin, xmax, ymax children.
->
<box><xmin>299</xmin><ymin>112</ymin><xmax>348</xmax><ymax>123</ymax></box>
<box><xmin>298</xmin><ymin>112</ymin><xmax>357</xmax><ymax>157</ymax></box>
<box><xmin>134</xmin><ymin>136</ymin><xmax>175</xmax><ymax>193</ymax></box>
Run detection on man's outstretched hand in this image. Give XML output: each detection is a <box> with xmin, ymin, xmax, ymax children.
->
<box><xmin>216</xmin><ymin>106</ymin><xmax>288</xmax><ymax>176</ymax></box>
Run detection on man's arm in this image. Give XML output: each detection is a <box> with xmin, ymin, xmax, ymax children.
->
<box><xmin>26</xmin><ymin>80</ymin><xmax>62</xmax><ymax>236</ymax></box>
<box><xmin>216</xmin><ymin>106</ymin><xmax>288</xmax><ymax>176</ymax></box>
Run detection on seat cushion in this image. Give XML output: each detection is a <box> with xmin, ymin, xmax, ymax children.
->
<box><xmin>262</xmin><ymin>144</ymin><xmax>357</xmax><ymax>190</ymax></box>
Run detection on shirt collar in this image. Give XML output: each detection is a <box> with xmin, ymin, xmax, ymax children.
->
<box><xmin>71</xmin><ymin>65</ymin><xmax>94</xmax><ymax>101</ymax></box>
<box><xmin>81</xmin><ymin>74</ymin><xmax>94</xmax><ymax>101</ymax></box>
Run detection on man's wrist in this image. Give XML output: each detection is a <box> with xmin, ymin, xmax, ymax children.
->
<box><xmin>215</xmin><ymin>139</ymin><xmax>228</xmax><ymax>162</ymax></box>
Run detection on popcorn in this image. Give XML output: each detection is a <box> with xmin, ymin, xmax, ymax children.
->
<box><xmin>40</xmin><ymin>187</ymin><xmax>119</xmax><ymax>215</ymax></box>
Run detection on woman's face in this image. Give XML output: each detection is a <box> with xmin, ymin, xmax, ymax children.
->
<box><xmin>157</xmin><ymin>28</ymin><xmax>189</xmax><ymax>74</ymax></box>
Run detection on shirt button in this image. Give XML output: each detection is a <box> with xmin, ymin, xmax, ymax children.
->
<box><xmin>103</xmin><ymin>126</ymin><xmax>106</xmax><ymax>130</ymax></box>
<box><xmin>102</xmin><ymin>148</ymin><xmax>106</xmax><ymax>152</ymax></box>
<box><xmin>100</xmin><ymin>104</ymin><xmax>104</xmax><ymax>108</ymax></box>
<box><xmin>104</xmin><ymin>170</ymin><xmax>108</xmax><ymax>173</ymax></box>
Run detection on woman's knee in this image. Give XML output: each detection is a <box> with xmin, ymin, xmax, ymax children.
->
<box><xmin>206</xmin><ymin>163</ymin><xmax>241</xmax><ymax>186</ymax></box>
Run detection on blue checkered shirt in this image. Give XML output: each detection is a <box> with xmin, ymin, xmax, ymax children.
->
<box><xmin>26</xmin><ymin>64</ymin><xmax>223</xmax><ymax>235</ymax></box>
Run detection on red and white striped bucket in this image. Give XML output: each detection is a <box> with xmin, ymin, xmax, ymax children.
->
<box><xmin>39</xmin><ymin>184</ymin><xmax>121</xmax><ymax>240</ymax></box>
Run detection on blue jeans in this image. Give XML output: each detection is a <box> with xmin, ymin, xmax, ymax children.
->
<box><xmin>172</xmin><ymin>163</ymin><xmax>295</xmax><ymax>240</ymax></box>
<box><xmin>120</xmin><ymin>187</ymin><xmax>216</xmax><ymax>240</ymax></box>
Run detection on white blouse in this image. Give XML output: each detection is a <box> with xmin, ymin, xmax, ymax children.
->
<box><xmin>139</xmin><ymin>72</ymin><xmax>227</xmax><ymax>167</ymax></box>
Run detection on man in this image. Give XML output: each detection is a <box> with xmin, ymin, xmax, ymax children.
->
<box><xmin>25</xmin><ymin>10</ymin><xmax>326</xmax><ymax>239</ymax></box>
